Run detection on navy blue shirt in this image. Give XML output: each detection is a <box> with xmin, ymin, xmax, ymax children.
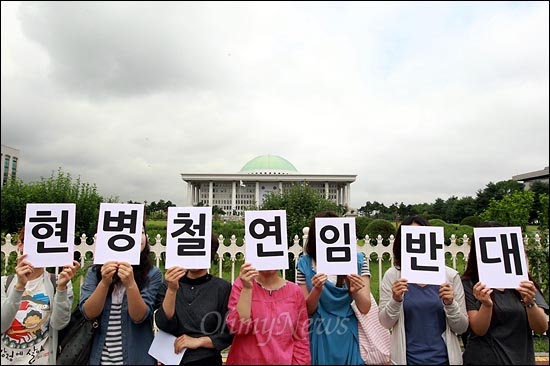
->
<box><xmin>404</xmin><ymin>284</ymin><xmax>448</xmax><ymax>365</ymax></box>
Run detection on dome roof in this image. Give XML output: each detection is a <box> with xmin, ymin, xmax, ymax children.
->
<box><xmin>239</xmin><ymin>155</ymin><xmax>299</xmax><ymax>174</ymax></box>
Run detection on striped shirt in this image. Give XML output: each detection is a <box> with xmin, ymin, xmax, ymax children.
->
<box><xmin>100</xmin><ymin>285</ymin><xmax>125</xmax><ymax>365</ymax></box>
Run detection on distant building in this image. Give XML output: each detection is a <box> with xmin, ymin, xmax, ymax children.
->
<box><xmin>1</xmin><ymin>144</ymin><xmax>20</xmax><ymax>186</ymax></box>
<box><xmin>512</xmin><ymin>166</ymin><xmax>549</xmax><ymax>189</ymax></box>
<box><xmin>180</xmin><ymin>154</ymin><xmax>356</xmax><ymax>215</ymax></box>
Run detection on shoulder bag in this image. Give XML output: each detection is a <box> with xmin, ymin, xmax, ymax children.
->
<box><xmin>351</xmin><ymin>293</ymin><xmax>391</xmax><ymax>365</ymax></box>
<box><xmin>57</xmin><ymin>307</ymin><xmax>99</xmax><ymax>365</ymax></box>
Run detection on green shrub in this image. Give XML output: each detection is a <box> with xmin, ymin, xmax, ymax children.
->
<box><xmin>428</xmin><ymin>218</ymin><xmax>447</xmax><ymax>227</ymax></box>
<box><xmin>363</xmin><ymin>219</ymin><xmax>396</xmax><ymax>245</ymax></box>
<box><xmin>213</xmin><ymin>220</ymin><xmax>245</xmax><ymax>246</ymax></box>
<box><xmin>146</xmin><ymin>220</ymin><xmax>167</xmax><ymax>246</ymax></box>
<box><xmin>355</xmin><ymin>216</ymin><xmax>372</xmax><ymax>239</ymax></box>
<box><xmin>460</xmin><ymin>216</ymin><xmax>482</xmax><ymax>227</ymax></box>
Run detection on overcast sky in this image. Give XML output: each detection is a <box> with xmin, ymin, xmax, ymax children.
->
<box><xmin>1</xmin><ymin>1</ymin><xmax>548</xmax><ymax>210</ymax></box>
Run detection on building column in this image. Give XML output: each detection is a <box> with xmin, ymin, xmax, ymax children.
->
<box><xmin>187</xmin><ymin>183</ymin><xmax>193</xmax><ymax>206</ymax></box>
<box><xmin>255</xmin><ymin>182</ymin><xmax>260</xmax><ymax>208</ymax></box>
<box><xmin>208</xmin><ymin>182</ymin><xmax>213</xmax><ymax>206</ymax></box>
<box><xmin>231</xmin><ymin>181</ymin><xmax>236</xmax><ymax>214</ymax></box>
<box><xmin>324</xmin><ymin>182</ymin><xmax>329</xmax><ymax>200</ymax></box>
<box><xmin>346</xmin><ymin>183</ymin><xmax>351</xmax><ymax>208</ymax></box>
<box><xmin>342</xmin><ymin>185</ymin><xmax>348</xmax><ymax>206</ymax></box>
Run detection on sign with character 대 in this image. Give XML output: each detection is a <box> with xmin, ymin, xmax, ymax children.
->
<box><xmin>473</xmin><ymin>226</ymin><xmax>528</xmax><ymax>289</ymax></box>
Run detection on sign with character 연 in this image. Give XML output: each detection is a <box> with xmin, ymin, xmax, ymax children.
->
<box><xmin>244</xmin><ymin>210</ymin><xmax>289</xmax><ymax>270</ymax></box>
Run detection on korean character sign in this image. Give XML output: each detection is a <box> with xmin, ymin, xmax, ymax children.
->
<box><xmin>401</xmin><ymin>225</ymin><xmax>445</xmax><ymax>285</ymax></box>
<box><xmin>245</xmin><ymin>210</ymin><xmax>289</xmax><ymax>270</ymax></box>
<box><xmin>315</xmin><ymin>217</ymin><xmax>358</xmax><ymax>275</ymax></box>
<box><xmin>165</xmin><ymin>206</ymin><xmax>212</xmax><ymax>269</ymax></box>
<box><xmin>473</xmin><ymin>226</ymin><xmax>528</xmax><ymax>289</ymax></box>
<box><xmin>94</xmin><ymin>203</ymin><xmax>144</xmax><ymax>265</ymax></box>
<box><xmin>24</xmin><ymin>203</ymin><xmax>76</xmax><ymax>268</ymax></box>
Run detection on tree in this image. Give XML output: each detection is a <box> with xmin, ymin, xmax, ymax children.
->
<box><xmin>475</xmin><ymin>180</ymin><xmax>524</xmax><ymax>213</ymax></box>
<box><xmin>480</xmin><ymin>190</ymin><xmax>534</xmax><ymax>230</ymax></box>
<box><xmin>528</xmin><ymin>181</ymin><xmax>549</xmax><ymax>225</ymax></box>
<box><xmin>536</xmin><ymin>193</ymin><xmax>549</xmax><ymax>230</ymax></box>
<box><xmin>261</xmin><ymin>183</ymin><xmax>339</xmax><ymax>244</ymax></box>
<box><xmin>1</xmin><ymin>168</ymin><xmax>105</xmax><ymax>236</ymax></box>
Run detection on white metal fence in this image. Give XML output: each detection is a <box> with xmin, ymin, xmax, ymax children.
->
<box><xmin>2</xmin><ymin>229</ymin><xmax>547</xmax><ymax>295</ymax></box>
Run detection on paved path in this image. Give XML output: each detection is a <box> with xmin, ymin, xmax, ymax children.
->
<box><xmin>536</xmin><ymin>353</ymin><xmax>549</xmax><ymax>365</ymax></box>
<box><xmin>222</xmin><ymin>351</ymin><xmax>549</xmax><ymax>364</ymax></box>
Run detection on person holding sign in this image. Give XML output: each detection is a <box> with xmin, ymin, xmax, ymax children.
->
<box><xmin>225</xmin><ymin>263</ymin><xmax>310</xmax><ymax>365</ymax></box>
<box><xmin>296</xmin><ymin>211</ymin><xmax>371</xmax><ymax>365</ymax></box>
<box><xmin>154</xmin><ymin>233</ymin><xmax>233</xmax><ymax>366</ymax></box>
<box><xmin>1</xmin><ymin>226</ymin><xmax>80</xmax><ymax>365</ymax></box>
<box><xmin>461</xmin><ymin>221</ymin><xmax>548</xmax><ymax>365</ymax></box>
<box><xmin>378</xmin><ymin>215</ymin><xmax>468</xmax><ymax>365</ymax></box>
<box><xmin>79</xmin><ymin>222</ymin><xmax>163</xmax><ymax>365</ymax></box>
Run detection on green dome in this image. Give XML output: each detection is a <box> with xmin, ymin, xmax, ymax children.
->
<box><xmin>239</xmin><ymin>155</ymin><xmax>299</xmax><ymax>174</ymax></box>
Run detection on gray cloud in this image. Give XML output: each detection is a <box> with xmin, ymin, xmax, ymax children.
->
<box><xmin>2</xmin><ymin>1</ymin><xmax>548</xmax><ymax>209</ymax></box>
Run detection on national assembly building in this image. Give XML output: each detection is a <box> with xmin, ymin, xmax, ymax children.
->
<box><xmin>180</xmin><ymin>154</ymin><xmax>356</xmax><ymax>216</ymax></box>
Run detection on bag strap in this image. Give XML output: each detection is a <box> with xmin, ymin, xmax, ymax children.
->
<box><xmin>5</xmin><ymin>274</ymin><xmax>14</xmax><ymax>292</ymax></box>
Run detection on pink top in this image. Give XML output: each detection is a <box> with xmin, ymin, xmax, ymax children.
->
<box><xmin>225</xmin><ymin>278</ymin><xmax>311</xmax><ymax>365</ymax></box>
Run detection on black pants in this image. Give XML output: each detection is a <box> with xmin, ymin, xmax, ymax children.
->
<box><xmin>182</xmin><ymin>354</ymin><xmax>222</xmax><ymax>366</ymax></box>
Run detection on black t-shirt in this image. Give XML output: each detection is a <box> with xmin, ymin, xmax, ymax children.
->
<box><xmin>155</xmin><ymin>273</ymin><xmax>234</xmax><ymax>365</ymax></box>
<box><xmin>462</xmin><ymin>280</ymin><xmax>535</xmax><ymax>365</ymax></box>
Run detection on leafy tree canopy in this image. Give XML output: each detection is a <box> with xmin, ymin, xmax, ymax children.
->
<box><xmin>1</xmin><ymin>168</ymin><xmax>106</xmax><ymax>236</ymax></box>
<box><xmin>261</xmin><ymin>183</ymin><xmax>340</xmax><ymax>244</ymax></box>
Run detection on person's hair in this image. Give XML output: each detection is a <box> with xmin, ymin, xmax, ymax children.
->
<box><xmin>392</xmin><ymin>215</ymin><xmax>430</xmax><ymax>267</ymax></box>
<box><xmin>17</xmin><ymin>226</ymin><xmax>25</xmax><ymax>244</ymax></box>
<box><xmin>94</xmin><ymin>219</ymin><xmax>153</xmax><ymax>291</ymax></box>
<box><xmin>304</xmin><ymin>211</ymin><xmax>339</xmax><ymax>261</ymax></box>
<box><xmin>211</xmin><ymin>232</ymin><xmax>220</xmax><ymax>262</ymax></box>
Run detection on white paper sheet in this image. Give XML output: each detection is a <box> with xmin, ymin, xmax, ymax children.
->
<box><xmin>148</xmin><ymin>330</ymin><xmax>186</xmax><ymax>365</ymax></box>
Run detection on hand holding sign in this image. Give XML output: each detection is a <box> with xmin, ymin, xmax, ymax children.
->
<box><xmin>439</xmin><ymin>283</ymin><xmax>454</xmax><ymax>306</ymax></box>
<box><xmin>164</xmin><ymin>267</ymin><xmax>187</xmax><ymax>291</ymax></box>
<box><xmin>239</xmin><ymin>263</ymin><xmax>259</xmax><ymax>289</ymax></box>
<box><xmin>392</xmin><ymin>278</ymin><xmax>408</xmax><ymax>302</ymax></box>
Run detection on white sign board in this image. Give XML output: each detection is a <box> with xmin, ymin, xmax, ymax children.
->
<box><xmin>24</xmin><ymin>203</ymin><xmax>76</xmax><ymax>268</ymax></box>
<box><xmin>244</xmin><ymin>210</ymin><xmax>288</xmax><ymax>270</ymax></box>
<box><xmin>94</xmin><ymin>203</ymin><xmax>144</xmax><ymax>265</ymax></box>
<box><xmin>315</xmin><ymin>217</ymin><xmax>358</xmax><ymax>275</ymax></box>
<box><xmin>165</xmin><ymin>206</ymin><xmax>212</xmax><ymax>269</ymax></box>
<box><xmin>401</xmin><ymin>225</ymin><xmax>445</xmax><ymax>285</ymax></box>
<box><xmin>473</xmin><ymin>227</ymin><xmax>528</xmax><ymax>289</ymax></box>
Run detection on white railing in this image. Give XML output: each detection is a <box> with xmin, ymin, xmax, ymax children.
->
<box><xmin>2</xmin><ymin>230</ymin><xmax>546</xmax><ymax>295</ymax></box>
